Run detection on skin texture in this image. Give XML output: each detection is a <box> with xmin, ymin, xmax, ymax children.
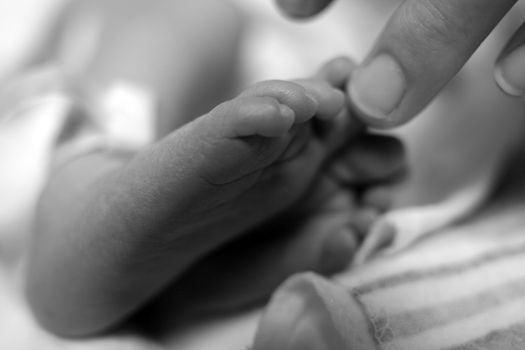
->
<box><xmin>275</xmin><ymin>0</ymin><xmax>521</xmax><ymax>127</ymax></box>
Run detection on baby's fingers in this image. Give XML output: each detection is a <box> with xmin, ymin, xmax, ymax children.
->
<box><xmin>239</xmin><ymin>80</ymin><xmax>319</xmax><ymax>123</ymax></box>
<box><xmin>293</xmin><ymin>56</ymin><xmax>356</xmax><ymax>120</ymax></box>
<box><xmin>314</xmin><ymin>56</ymin><xmax>356</xmax><ymax>89</ymax></box>
<box><xmin>293</xmin><ymin>78</ymin><xmax>345</xmax><ymax>120</ymax></box>
<box><xmin>331</xmin><ymin>134</ymin><xmax>406</xmax><ymax>185</ymax></box>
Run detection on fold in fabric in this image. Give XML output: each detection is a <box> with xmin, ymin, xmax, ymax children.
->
<box><xmin>354</xmin><ymin>166</ymin><xmax>500</xmax><ymax>264</ymax></box>
<box><xmin>253</xmin><ymin>200</ymin><xmax>525</xmax><ymax>350</ymax></box>
<box><xmin>252</xmin><ymin>273</ymin><xmax>375</xmax><ymax>350</ymax></box>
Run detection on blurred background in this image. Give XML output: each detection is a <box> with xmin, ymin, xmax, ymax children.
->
<box><xmin>0</xmin><ymin>0</ymin><xmax>63</xmax><ymax>79</ymax></box>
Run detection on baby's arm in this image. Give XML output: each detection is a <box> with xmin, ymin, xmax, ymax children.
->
<box><xmin>26</xmin><ymin>77</ymin><xmax>348</xmax><ymax>337</ymax></box>
<box><xmin>28</xmin><ymin>147</ymin><xmax>150</xmax><ymax>337</ymax></box>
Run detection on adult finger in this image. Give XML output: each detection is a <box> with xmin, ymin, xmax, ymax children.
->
<box><xmin>495</xmin><ymin>21</ymin><xmax>525</xmax><ymax>96</ymax></box>
<box><xmin>275</xmin><ymin>0</ymin><xmax>335</xmax><ymax>19</ymax></box>
<box><xmin>348</xmin><ymin>0</ymin><xmax>518</xmax><ymax>128</ymax></box>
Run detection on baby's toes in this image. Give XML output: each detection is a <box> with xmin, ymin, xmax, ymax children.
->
<box><xmin>239</xmin><ymin>80</ymin><xmax>319</xmax><ymax>123</ymax></box>
<box><xmin>209</xmin><ymin>96</ymin><xmax>296</xmax><ymax>138</ymax></box>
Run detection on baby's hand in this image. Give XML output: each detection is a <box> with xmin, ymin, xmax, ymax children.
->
<box><xmin>142</xmin><ymin>58</ymin><xmax>406</xmax><ymax>320</ymax></box>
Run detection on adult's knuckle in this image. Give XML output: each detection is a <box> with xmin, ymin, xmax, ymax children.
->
<box><xmin>399</xmin><ymin>0</ymin><xmax>472</xmax><ymax>51</ymax></box>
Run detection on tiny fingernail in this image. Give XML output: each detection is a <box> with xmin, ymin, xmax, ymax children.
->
<box><xmin>278</xmin><ymin>0</ymin><xmax>318</xmax><ymax>18</ymax></box>
<box><xmin>304</xmin><ymin>91</ymin><xmax>320</xmax><ymax>110</ymax></box>
<box><xmin>321</xmin><ymin>228</ymin><xmax>357</xmax><ymax>274</ymax></box>
<box><xmin>495</xmin><ymin>45</ymin><xmax>525</xmax><ymax>97</ymax></box>
<box><xmin>330</xmin><ymin>160</ymin><xmax>358</xmax><ymax>183</ymax></box>
<box><xmin>279</xmin><ymin>104</ymin><xmax>295</xmax><ymax>119</ymax></box>
<box><xmin>350</xmin><ymin>54</ymin><xmax>406</xmax><ymax>122</ymax></box>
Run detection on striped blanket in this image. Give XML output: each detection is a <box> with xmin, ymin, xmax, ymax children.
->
<box><xmin>253</xmin><ymin>168</ymin><xmax>525</xmax><ymax>350</ymax></box>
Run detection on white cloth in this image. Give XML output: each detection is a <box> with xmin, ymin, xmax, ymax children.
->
<box><xmin>254</xmin><ymin>182</ymin><xmax>525</xmax><ymax>349</ymax></box>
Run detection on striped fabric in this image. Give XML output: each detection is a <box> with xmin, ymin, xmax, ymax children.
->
<box><xmin>254</xmin><ymin>187</ymin><xmax>525</xmax><ymax>350</ymax></box>
<box><xmin>353</xmin><ymin>244</ymin><xmax>525</xmax><ymax>350</ymax></box>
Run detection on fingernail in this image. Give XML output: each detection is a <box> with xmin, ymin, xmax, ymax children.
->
<box><xmin>279</xmin><ymin>104</ymin><xmax>296</xmax><ymax>120</ymax></box>
<box><xmin>495</xmin><ymin>45</ymin><xmax>525</xmax><ymax>97</ymax></box>
<box><xmin>304</xmin><ymin>91</ymin><xmax>320</xmax><ymax>110</ymax></box>
<box><xmin>320</xmin><ymin>228</ymin><xmax>357</xmax><ymax>274</ymax></box>
<box><xmin>296</xmin><ymin>91</ymin><xmax>319</xmax><ymax>122</ymax></box>
<box><xmin>349</xmin><ymin>54</ymin><xmax>406</xmax><ymax>122</ymax></box>
<box><xmin>278</xmin><ymin>0</ymin><xmax>319</xmax><ymax>18</ymax></box>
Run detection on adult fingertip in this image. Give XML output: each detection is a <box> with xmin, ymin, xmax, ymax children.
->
<box><xmin>495</xmin><ymin>45</ymin><xmax>525</xmax><ymax>97</ymax></box>
<box><xmin>348</xmin><ymin>54</ymin><xmax>407</xmax><ymax>128</ymax></box>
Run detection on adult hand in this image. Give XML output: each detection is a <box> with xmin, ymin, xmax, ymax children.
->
<box><xmin>276</xmin><ymin>0</ymin><xmax>521</xmax><ymax>128</ymax></box>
